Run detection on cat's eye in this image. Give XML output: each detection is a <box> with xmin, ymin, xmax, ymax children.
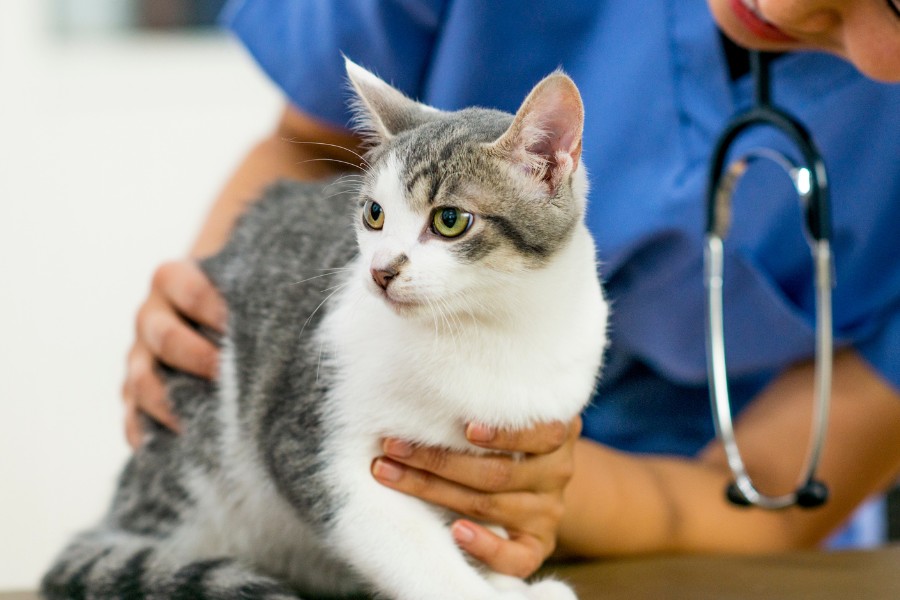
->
<box><xmin>431</xmin><ymin>208</ymin><xmax>473</xmax><ymax>238</ymax></box>
<box><xmin>363</xmin><ymin>200</ymin><xmax>385</xmax><ymax>230</ymax></box>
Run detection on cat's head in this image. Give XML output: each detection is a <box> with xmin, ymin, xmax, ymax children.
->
<box><xmin>345</xmin><ymin>58</ymin><xmax>588</xmax><ymax>321</ymax></box>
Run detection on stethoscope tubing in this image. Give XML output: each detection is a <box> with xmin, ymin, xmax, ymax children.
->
<box><xmin>704</xmin><ymin>51</ymin><xmax>833</xmax><ymax>510</ymax></box>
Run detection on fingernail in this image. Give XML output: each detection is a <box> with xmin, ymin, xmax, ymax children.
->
<box><xmin>452</xmin><ymin>521</ymin><xmax>476</xmax><ymax>544</ymax></box>
<box><xmin>383</xmin><ymin>439</ymin><xmax>413</xmax><ymax>458</ymax></box>
<box><xmin>466</xmin><ymin>423</ymin><xmax>495</xmax><ymax>443</ymax></box>
<box><xmin>372</xmin><ymin>458</ymin><xmax>404</xmax><ymax>483</ymax></box>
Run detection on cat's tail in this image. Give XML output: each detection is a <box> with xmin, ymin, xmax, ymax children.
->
<box><xmin>40</xmin><ymin>529</ymin><xmax>302</xmax><ymax>600</ymax></box>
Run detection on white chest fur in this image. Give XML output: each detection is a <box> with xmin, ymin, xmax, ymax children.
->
<box><xmin>319</xmin><ymin>225</ymin><xmax>608</xmax><ymax>453</ymax></box>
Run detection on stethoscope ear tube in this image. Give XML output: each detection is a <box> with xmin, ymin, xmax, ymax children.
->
<box><xmin>705</xmin><ymin>53</ymin><xmax>831</xmax><ymax>243</ymax></box>
<box><xmin>704</xmin><ymin>52</ymin><xmax>833</xmax><ymax>510</ymax></box>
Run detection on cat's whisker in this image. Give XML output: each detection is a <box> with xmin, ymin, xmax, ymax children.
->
<box><xmin>315</xmin><ymin>333</ymin><xmax>339</xmax><ymax>385</ymax></box>
<box><xmin>429</xmin><ymin>300</ymin><xmax>441</xmax><ymax>343</ymax></box>
<box><xmin>433</xmin><ymin>294</ymin><xmax>462</xmax><ymax>346</ymax></box>
<box><xmin>453</xmin><ymin>300</ymin><xmax>475</xmax><ymax>339</ymax></box>
<box><xmin>328</xmin><ymin>183</ymin><xmax>364</xmax><ymax>193</ymax></box>
<box><xmin>295</xmin><ymin>157</ymin><xmax>369</xmax><ymax>173</ymax></box>
<box><xmin>321</xmin><ymin>189</ymin><xmax>363</xmax><ymax>204</ymax></box>
<box><xmin>285</xmin><ymin>140</ymin><xmax>372</xmax><ymax>169</ymax></box>
<box><xmin>300</xmin><ymin>282</ymin><xmax>349</xmax><ymax>339</ymax></box>
<box><xmin>319</xmin><ymin>282</ymin><xmax>348</xmax><ymax>293</ymax></box>
<box><xmin>446</xmin><ymin>313</ymin><xmax>463</xmax><ymax>349</ymax></box>
<box><xmin>432</xmin><ymin>295</ymin><xmax>460</xmax><ymax>348</ymax></box>
<box><xmin>287</xmin><ymin>271</ymin><xmax>345</xmax><ymax>286</ymax></box>
<box><xmin>325</xmin><ymin>175</ymin><xmax>365</xmax><ymax>191</ymax></box>
<box><xmin>333</xmin><ymin>172</ymin><xmax>366</xmax><ymax>178</ymax></box>
<box><xmin>344</xmin><ymin>285</ymin><xmax>368</xmax><ymax>319</ymax></box>
<box><xmin>316</xmin><ymin>338</ymin><xmax>326</xmax><ymax>383</ymax></box>
<box><xmin>437</xmin><ymin>295</ymin><xmax>464</xmax><ymax>345</ymax></box>
<box><xmin>427</xmin><ymin>296</ymin><xmax>447</xmax><ymax>344</ymax></box>
<box><xmin>437</xmin><ymin>309</ymin><xmax>455</xmax><ymax>349</ymax></box>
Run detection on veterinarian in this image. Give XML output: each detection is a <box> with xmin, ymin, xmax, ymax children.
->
<box><xmin>122</xmin><ymin>0</ymin><xmax>900</xmax><ymax>579</ymax></box>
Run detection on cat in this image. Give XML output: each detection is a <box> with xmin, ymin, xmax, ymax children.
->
<box><xmin>41</xmin><ymin>59</ymin><xmax>608</xmax><ymax>600</ymax></box>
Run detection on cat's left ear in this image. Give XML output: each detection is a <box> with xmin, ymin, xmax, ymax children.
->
<box><xmin>345</xmin><ymin>57</ymin><xmax>440</xmax><ymax>144</ymax></box>
<box><xmin>488</xmin><ymin>72</ymin><xmax>584</xmax><ymax>196</ymax></box>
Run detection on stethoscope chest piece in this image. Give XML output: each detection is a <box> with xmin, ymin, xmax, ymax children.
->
<box><xmin>704</xmin><ymin>52</ymin><xmax>833</xmax><ymax>510</ymax></box>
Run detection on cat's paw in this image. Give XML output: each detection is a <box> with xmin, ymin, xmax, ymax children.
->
<box><xmin>486</xmin><ymin>572</ymin><xmax>529</xmax><ymax>593</ymax></box>
<box><xmin>485</xmin><ymin>571</ymin><xmax>577</xmax><ymax>600</ymax></box>
<box><xmin>491</xmin><ymin>593</ymin><xmax>531</xmax><ymax>600</ymax></box>
<box><xmin>525</xmin><ymin>578</ymin><xmax>578</xmax><ymax>600</ymax></box>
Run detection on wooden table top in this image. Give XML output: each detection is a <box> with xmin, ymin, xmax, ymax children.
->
<box><xmin>545</xmin><ymin>544</ymin><xmax>900</xmax><ymax>599</ymax></box>
<box><xmin>5</xmin><ymin>545</ymin><xmax>898</xmax><ymax>599</ymax></box>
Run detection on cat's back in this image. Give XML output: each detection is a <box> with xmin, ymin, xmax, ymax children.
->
<box><xmin>102</xmin><ymin>177</ymin><xmax>364</xmax><ymax>591</ymax></box>
<box><xmin>201</xmin><ymin>178</ymin><xmax>359</xmax><ymax>375</ymax></box>
<box><xmin>204</xmin><ymin>177</ymin><xmax>359</xmax><ymax>298</ymax></box>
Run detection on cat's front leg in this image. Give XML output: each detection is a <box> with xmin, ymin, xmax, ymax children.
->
<box><xmin>329</xmin><ymin>453</ymin><xmax>535</xmax><ymax>600</ymax></box>
<box><xmin>488</xmin><ymin>573</ymin><xmax>578</xmax><ymax>600</ymax></box>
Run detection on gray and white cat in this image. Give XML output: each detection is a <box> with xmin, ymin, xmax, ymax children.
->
<box><xmin>42</xmin><ymin>60</ymin><xmax>608</xmax><ymax>600</ymax></box>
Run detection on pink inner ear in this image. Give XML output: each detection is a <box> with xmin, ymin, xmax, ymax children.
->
<box><xmin>491</xmin><ymin>73</ymin><xmax>584</xmax><ymax>193</ymax></box>
<box><xmin>524</xmin><ymin>88</ymin><xmax>583</xmax><ymax>187</ymax></box>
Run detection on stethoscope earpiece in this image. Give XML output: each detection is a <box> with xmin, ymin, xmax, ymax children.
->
<box><xmin>725</xmin><ymin>479</ymin><xmax>829</xmax><ymax>509</ymax></box>
<box><xmin>796</xmin><ymin>479</ymin><xmax>829</xmax><ymax>509</ymax></box>
<box><xmin>725</xmin><ymin>482</ymin><xmax>753</xmax><ymax>507</ymax></box>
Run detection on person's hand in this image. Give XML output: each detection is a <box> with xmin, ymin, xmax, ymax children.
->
<box><xmin>122</xmin><ymin>260</ymin><xmax>226</xmax><ymax>448</ymax></box>
<box><xmin>371</xmin><ymin>417</ymin><xmax>581</xmax><ymax>578</ymax></box>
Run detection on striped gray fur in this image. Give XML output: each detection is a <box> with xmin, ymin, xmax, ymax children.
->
<box><xmin>42</xmin><ymin>181</ymin><xmax>362</xmax><ymax>600</ymax></box>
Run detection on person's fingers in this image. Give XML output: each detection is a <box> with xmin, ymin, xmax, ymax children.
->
<box><xmin>381</xmin><ymin>439</ymin><xmax>570</xmax><ymax>493</ymax></box>
<box><xmin>372</xmin><ymin>457</ymin><xmax>562</xmax><ymax>576</ymax></box>
<box><xmin>151</xmin><ymin>261</ymin><xmax>227</xmax><ymax>332</ymax></box>
<box><xmin>465</xmin><ymin>416</ymin><xmax>581</xmax><ymax>455</ymax></box>
<box><xmin>451</xmin><ymin>520</ymin><xmax>550</xmax><ymax>579</ymax></box>
<box><xmin>123</xmin><ymin>401</ymin><xmax>144</xmax><ymax>450</ymax></box>
<box><xmin>371</xmin><ymin>457</ymin><xmax>555</xmax><ymax>531</ymax></box>
<box><xmin>375</xmin><ymin>419</ymin><xmax>577</xmax><ymax>577</ymax></box>
<box><xmin>137</xmin><ymin>306</ymin><xmax>220</xmax><ymax>379</ymax></box>
<box><xmin>122</xmin><ymin>346</ymin><xmax>181</xmax><ymax>433</ymax></box>
<box><xmin>121</xmin><ymin>259</ymin><xmax>223</xmax><ymax>447</ymax></box>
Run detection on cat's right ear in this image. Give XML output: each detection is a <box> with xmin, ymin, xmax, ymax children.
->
<box><xmin>344</xmin><ymin>57</ymin><xmax>439</xmax><ymax>144</ymax></box>
<box><xmin>487</xmin><ymin>72</ymin><xmax>584</xmax><ymax>196</ymax></box>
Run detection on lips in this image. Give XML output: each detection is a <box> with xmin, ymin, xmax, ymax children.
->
<box><xmin>729</xmin><ymin>0</ymin><xmax>796</xmax><ymax>43</ymax></box>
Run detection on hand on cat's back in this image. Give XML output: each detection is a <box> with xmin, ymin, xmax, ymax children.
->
<box><xmin>372</xmin><ymin>417</ymin><xmax>581</xmax><ymax>578</ymax></box>
<box><xmin>122</xmin><ymin>259</ymin><xmax>226</xmax><ymax>448</ymax></box>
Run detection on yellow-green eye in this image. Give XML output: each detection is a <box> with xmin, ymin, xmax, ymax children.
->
<box><xmin>363</xmin><ymin>200</ymin><xmax>384</xmax><ymax>230</ymax></box>
<box><xmin>432</xmin><ymin>207</ymin><xmax>473</xmax><ymax>238</ymax></box>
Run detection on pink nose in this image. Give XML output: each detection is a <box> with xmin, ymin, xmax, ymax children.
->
<box><xmin>371</xmin><ymin>267</ymin><xmax>397</xmax><ymax>290</ymax></box>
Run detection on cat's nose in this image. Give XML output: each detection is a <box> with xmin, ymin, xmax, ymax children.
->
<box><xmin>371</xmin><ymin>266</ymin><xmax>398</xmax><ymax>290</ymax></box>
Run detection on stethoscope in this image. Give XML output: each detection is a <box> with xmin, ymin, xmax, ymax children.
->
<box><xmin>704</xmin><ymin>51</ymin><xmax>832</xmax><ymax>510</ymax></box>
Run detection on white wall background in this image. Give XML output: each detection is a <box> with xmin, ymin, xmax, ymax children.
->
<box><xmin>0</xmin><ymin>0</ymin><xmax>281</xmax><ymax>589</ymax></box>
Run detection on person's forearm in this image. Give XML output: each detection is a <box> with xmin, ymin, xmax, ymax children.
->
<box><xmin>189</xmin><ymin>136</ymin><xmax>306</xmax><ymax>257</ymax></box>
<box><xmin>559</xmin><ymin>351</ymin><xmax>900</xmax><ymax>557</ymax></box>
<box><xmin>559</xmin><ymin>440</ymin><xmax>799</xmax><ymax>556</ymax></box>
<box><xmin>190</xmin><ymin>107</ymin><xmax>362</xmax><ymax>258</ymax></box>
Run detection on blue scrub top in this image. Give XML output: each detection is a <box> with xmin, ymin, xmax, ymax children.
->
<box><xmin>221</xmin><ymin>0</ymin><xmax>900</xmax><ymax>542</ymax></box>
